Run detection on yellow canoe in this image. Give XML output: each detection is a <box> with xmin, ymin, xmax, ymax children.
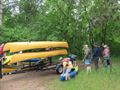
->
<box><xmin>3</xmin><ymin>42</ymin><xmax>27</xmax><ymax>51</ymax></box>
<box><xmin>2</xmin><ymin>56</ymin><xmax>12</xmax><ymax>65</ymax></box>
<box><xmin>2</xmin><ymin>68</ymin><xmax>17</xmax><ymax>73</ymax></box>
<box><xmin>8</xmin><ymin>49</ymin><xmax>67</xmax><ymax>64</ymax></box>
<box><xmin>3</xmin><ymin>41</ymin><xmax>68</xmax><ymax>52</ymax></box>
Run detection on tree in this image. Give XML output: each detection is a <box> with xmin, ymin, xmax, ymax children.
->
<box><xmin>0</xmin><ymin>0</ymin><xmax>2</xmax><ymax>26</ymax></box>
<box><xmin>1</xmin><ymin>0</ymin><xmax>120</xmax><ymax>57</ymax></box>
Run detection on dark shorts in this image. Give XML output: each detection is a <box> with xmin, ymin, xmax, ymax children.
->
<box><xmin>93</xmin><ymin>57</ymin><xmax>99</xmax><ymax>61</ymax></box>
<box><xmin>0</xmin><ymin>61</ymin><xmax>2</xmax><ymax>69</ymax></box>
<box><xmin>104</xmin><ymin>56</ymin><xmax>110</xmax><ymax>66</ymax></box>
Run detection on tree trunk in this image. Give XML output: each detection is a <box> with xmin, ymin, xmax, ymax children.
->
<box><xmin>0</xmin><ymin>0</ymin><xmax>2</xmax><ymax>26</ymax></box>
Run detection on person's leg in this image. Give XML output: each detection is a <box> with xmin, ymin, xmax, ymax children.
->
<box><xmin>65</xmin><ymin>68</ymin><xmax>68</xmax><ymax>80</ymax></box>
<box><xmin>65</xmin><ymin>69</ymin><xmax>67</xmax><ymax>80</ymax></box>
<box><xmin>87</xmin><ymin>64</ymin><xmax>91</xmax><ymax>74</ymax></box>
<box><xmin>85</xmin><ymin>59</ymin><xmax>88</xmax><ymax>73</ymax></box>
<box><xmin>89</xmin><ymin>65</ymin><xmax>91</xmax><ymax>72</ymax></box>
<box><xmin>107</xmin><ymin>59</ymin><xmax>110</xmax><ymax>66</ymax></box>
<box><xmin>67</xmin><ymin>73</ymin><xmax>70</xmax><ymax>80</ymax></box>
<box><xmin>94</xmin><ymin>57</ymin><xmax>99</xmax><ymax>70</ymax></box>
<box><xmin>94</xmin><ymin>59</ymin><xmax>97</xmax><ymax>70</ymax></box>
<box><xmin>86</xmin><ymin>65</ymin><xmax>89</xmax><ymax>74</ymax></box>
<box><xmin>0</xmin><ymin>61</ymin><xmax>2</xmax><ymax>79</ymax></box>
<box><xmin>66</xmin><ymin>68</ymin><xmax>71</xmax><ymax>80</ymax></box>
<box><xmin>104</xmin><ymin>59</ymin><xmax>107</xmax><ymax>67</ymax></box>
<box><xmin>109</xmin><ymin>59</ymin><xmax>112</xmax><ymax>72</ymax></box>
<box><xmin>96</xmin><ymin>58</ymin><xmax>99</xmax><ymax>70</ymax></box>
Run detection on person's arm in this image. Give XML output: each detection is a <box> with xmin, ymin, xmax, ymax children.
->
<box><xmin>82</xmin><ymin>50</ymin><xmax>88</xmax><ymax>61</ymax></box>
<box><xmin>3</xmin><ymin>53</ymin><xmax>6</xmax><ymax>58</ymax></box>
<box><xmin>63</xmin><ymin>66</ymin><xmax>67</xmax><ymax>74</ymax></box>
<box><xmin>102</xmin><ymin>49</ymin><xmax>105</xmax><ymax>57</ymax></box>
<box><xmin>82</xmin><ymin>55</ymin><xmax>86</xmax><ymax>62</ymax></box>
<box><xmin>63</xmin><ymin>66</ymin><xmax>66</xmax><ymax>71</ymax></box>
<box><xmin>0</xmin><ymin>58</ymin><xmax>2</xmax><ymax>61</ymax></box>
<box><xmin>61</xmin><ymin>61</ymin><xmax>65</xmax><ymax>74</ymax></box>
<box><xmin>74</xmin><ymin>61</ymin><xmax>77</xmax><ymax>66</ymax></box>
<box><xmin>0</xmin><ymin>56</ymin><xmax>4</xmax><ymax>61</ymax></box>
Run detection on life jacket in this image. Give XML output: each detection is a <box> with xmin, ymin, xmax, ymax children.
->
<box><xmin>0</xmin><ymin>46</ymin><xmax>4</xmax><ymax>55</ymax></box>
<box><xmin>62</xmin><ymin>58</ymin><xmax>73</xmax><ymax>68</ymax></box>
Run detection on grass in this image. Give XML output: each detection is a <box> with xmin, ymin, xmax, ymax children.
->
<box><xmin>48</xmin><ymin>56</ymin><xmax>120</xmax><ymax>90</ymax></box>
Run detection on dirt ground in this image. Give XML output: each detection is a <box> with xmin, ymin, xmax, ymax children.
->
<box><xmin>0</xmin><ymin>63</ymin><xmax>84</xmax><ymax>90</ymax></box>
<box><xmin>0</xmin><ymin>70</ymin><xmax>58</xmax><ymax>90</ymax></box>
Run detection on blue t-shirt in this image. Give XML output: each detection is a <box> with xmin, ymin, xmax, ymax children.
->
<box><xmin>93</xmin><ymin>47</ymin><xmax>100</xmax><ymax>58</ymax></box>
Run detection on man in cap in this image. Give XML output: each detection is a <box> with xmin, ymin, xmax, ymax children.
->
<box><xmin>93</xmin><ymin>43</ymin><xmax>100</xmax><ymax>70</ymax></box>
<box><xmin>102</xmin><ymin>45</ymin><xmax>110</xmax><ymax>67</ymax></box>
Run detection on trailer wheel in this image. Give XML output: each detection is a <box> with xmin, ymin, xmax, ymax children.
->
<box><xmin>56</xmin><ymin>64</ymin><xmax>63</xmax><ymax>74</ymax></box>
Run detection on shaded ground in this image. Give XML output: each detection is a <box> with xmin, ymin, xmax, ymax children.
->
<box><xmin>0</xmin><ymin>61</ymin><xmax>85</xmax><ymax>90</ymax></box>
<box><xmin>0</xmin><ymin>62</ymin><xmax>86</xmax><ymax>90</ymax></box>
<box><xmin>1</xmin><ymin>61</ymin><xmax>117</xmax><ymax>90</ymax></box>
<box><xmin>0</xmin><ymin>70</ymin><xmax>58</xmax><ymax>90</ymax></box>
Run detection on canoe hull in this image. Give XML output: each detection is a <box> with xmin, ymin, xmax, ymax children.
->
<box><xmin>2</xmin><ymin>68</ymin><xmax>17</xmax><ymax>73</ymax></box>
<box><xmin>8</xmin><ymin>49</ymin><xmax>67</xmax><ymax>64</ymax></box>
<box><xmin>3</xmin><ymin>41</ymin><xmax>68</xmax><ymax>52</ymax></box>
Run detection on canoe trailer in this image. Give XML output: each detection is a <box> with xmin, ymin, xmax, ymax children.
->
<box><xmin>2</xmin><ymin>41</ymin><xmax>68</xmax><ymax>74</ymax></box>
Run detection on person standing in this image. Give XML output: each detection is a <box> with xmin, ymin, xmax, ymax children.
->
<box><xmin>102</xmin><ymin>45</ymin><xmax>110</xmax><ymax>68</ymax></box>
<box><xmin>83</xmin><ymin>45</ymin><xmax>91</xmax><ymax>74</ymax></box>
<box><xmin>0</xmin><ymin>43</ymin><xmax>5</xmax><ymax>79</ymax></box>
<box><xmin>93</xmin><ymin>44</ymin><xmax>100</xmax><ymax>70</ymax></box>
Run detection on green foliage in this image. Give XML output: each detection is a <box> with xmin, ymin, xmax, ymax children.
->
<box><xmin>1</xmin><ymin>0</ymin><xmax>120</xmax><ymax>57</ymax></box>
<box><xmin>0</xmin><ymin>26</ymin><xmax>37</xmax><ymax>42</ymax></box>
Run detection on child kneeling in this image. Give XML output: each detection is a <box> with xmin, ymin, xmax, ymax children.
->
<box><xmin>62</xmin><ymin>58</ymin><xmax>73</xmax><ymax>80</ymax></box>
